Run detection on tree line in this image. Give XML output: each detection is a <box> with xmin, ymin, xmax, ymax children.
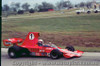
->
<box><xmin>75</xmin><ymin>2</ymin><xmax>95</xmax><ymax>9</ymax></box>
<box><xmin>2</xmin><ymin>1</ymin><xmax>99</xmax><ymax>16</ymax></box>
<box><xmin>2</xmin><ymin>1</ymin><xmax>72</xmax><ymax>13</ymax></box>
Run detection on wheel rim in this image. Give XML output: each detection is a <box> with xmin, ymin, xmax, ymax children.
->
<box><xmin>51</xmin><ymin>52</ymin><xmax>58</xmax><ymax>58</ymax></box>
<box><xmin>10</xmin><ymin>52</ymin><xmax>15</xmax><ymax>57</ymax></box>
<box><xmin>68</xmin><ymin>48</ymin><xmax>72</xmax><ymax>51</ymax></box>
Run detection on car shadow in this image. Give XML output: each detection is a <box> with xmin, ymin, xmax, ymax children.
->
<box><xmin>20</xmin><ymin>55</ymin><xmax>77</xmax><ymax>60</ymax></box>
<box><xmin>2</xmin><ymin>54</ymin><xmax>79</xmax><ymax>60</ymax></box>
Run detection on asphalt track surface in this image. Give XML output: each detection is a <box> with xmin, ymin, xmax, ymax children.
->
<box><xmin>1</xmin><ymin>48</ymin><xmax>100</xmax><ymax>66</ymax></box>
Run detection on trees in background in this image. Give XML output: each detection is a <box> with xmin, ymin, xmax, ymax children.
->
<box><xmin>86</xmin><ymin>2</ymin><xmax>92</xmax><ymax>9</ymax></box>
<box><xmin>2</xmin><ymin>4</ymin><xmax>10</xmax><ymax>12</ymax></box>
<box><xmin>10</xmin><ymin>3</ymin><xmax>17</xmax><ymax>12</ymax></box>
<box><xmin>2</xmin><ymin>4</ymin><xmax>10</xmax><ymax>17</ymax></box>
<box><xmin>29</xmin><ymin>8</ymin><xmax>35</xmax><ymax>13</ymax></box>
<box><xmin>22</xmin><ymin>3</ymin><xmax>30</xmax><ymax>11</ymax></box>
<box><xmin>15</xmin><ymin>3</ymin><xmax>21</xmax><ymax>11</ymax></box>
<box><xmin>38</xmin><ymin>2</ymin><xmax>54</xmax><ymax>12</ymax></box>
<box><xmin>79</xmin><ymin>2</ymin><xmax>85</xmax><ymax>8</ymax></box>
<box><xmin>56</xmin><ymin>1</ymin><xmax>73</xmax><ymax>10</ymax></box>
<box><xmin>76</xmin><ymin>1</ymin><xmax>93</xmax><ymax>9</ymax></box>
<box><xmin>2</xmin><ymin>0</ymin><xmax>98</xmax><ymax>16</ymax></box>
<box><xmin>34</xmin><ymin>3</ymin><xmax>39</xmax><ymax>11</ymax></box>
<box><xmin>42</xmin><ymin>2</ymin><xmax>54</xmax><ymax>9</ymax></box>
<box><xmin>17</xmin><ymin>10</ymin><xmax>24</xmax><ymax>14</ymax></box>
<box><xmin>2</xmin><ymin>2</ymin><xmax>55</xmax><ymax>15</ymax></box>
<box><xmin>2</xmin><ymin>1</ymin><xmax>73</xmax><ymax>13</ymax></box>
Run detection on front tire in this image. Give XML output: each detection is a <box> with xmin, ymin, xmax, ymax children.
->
<box><xmin>65</xmin><ymin>46</ymin><xmax>75</xmax><ymax>52</ymax></box>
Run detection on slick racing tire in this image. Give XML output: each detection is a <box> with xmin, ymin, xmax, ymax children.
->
<box><xmin>65</xmin><ymin>46</ymin><xmax>75</xmax><ymax>52</ymax></box>
<box><xmin>8</xmin><ymin>46</ymin><xmax>22</xmax><ymax>58</ymax></box>
<box><xmin>50</xmin><ymin>49</ymin><xmax>62</xmax><ymax>59</ymax></box>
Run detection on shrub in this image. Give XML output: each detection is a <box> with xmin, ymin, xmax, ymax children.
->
<box><xmin>38</xmin><ymin>9</ymin><xmax>48</xmax><ymax>12</ymax></box>
<box><xmin>17</xmin><ymin>10</ymin><xmax>24</xmax><ymax>14</ymax></box>
<box><xmin>29</xmin><ymin>9</ymin><xmax>35</xmax><ymax>13</ymax></box>
<box><xmin>87</xmin><ymin>11</ymin><xmax>91</xmax><ymax>14</ymax></box>
<box><xmin>94</xmin><ymin>10</ymin><xmax>98</xmax><ymax>13</ymax></box>
<box><xmin>76</xmin><ymin>12</ymin><xmax>80</xmax><ymax>14</ymax></box>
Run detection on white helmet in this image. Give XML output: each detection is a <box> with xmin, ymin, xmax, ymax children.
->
<box><xmin>38</xmin><ymin>39</ymin><xmax>44</xmax><ymax>44</ymax></box>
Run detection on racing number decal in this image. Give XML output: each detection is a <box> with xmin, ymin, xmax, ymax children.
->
<box><xmin>29</xmin><ymin>33</ymin><xmax>34</xmax><ymax>40</ymax></box>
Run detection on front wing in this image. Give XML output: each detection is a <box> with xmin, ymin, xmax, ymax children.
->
<box><xmin>60</xmin><ymin>49</ymin><xmax>84</xmax><ymax>58</ymax></box>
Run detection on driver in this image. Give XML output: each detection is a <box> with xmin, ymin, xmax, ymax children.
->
<box><xmin>38</xmin><ymin>39</ymin><xmax>44</xmax><ymax>46</ymax></box>
<box><xmin>38</xmin><ymin>39</ymin><xmax>54</xmax><ymax>47</ymax></box>
<box><xmin>38</xmin><ymin>39</ymin><xmax>49</xmax><ymax>47</ymax></box>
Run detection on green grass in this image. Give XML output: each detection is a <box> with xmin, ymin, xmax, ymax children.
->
<box><xmin>2</xmin><ymin>14</ymin><xmax>100</xmax><ymax>32</ymax></box>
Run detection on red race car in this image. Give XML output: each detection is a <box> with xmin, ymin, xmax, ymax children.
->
<box><xmin>3</xmin><ymin>32</ymin><xmax>84</xmax><ymax>59</ymax></box>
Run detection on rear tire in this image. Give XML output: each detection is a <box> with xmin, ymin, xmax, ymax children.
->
<box><xmin>8</xmin><ymin>48</ymin><xmax>20</xmax><ymax>58</ymax></box>
<box><xmin>8</xmin><ymin>46</ymin><xmax>22</xmax><ymax>58</ymax></box>
<box><xmin>65</xmin><ymin>46</ymin><xmax>75</xmax><ymax>52</ymax></box>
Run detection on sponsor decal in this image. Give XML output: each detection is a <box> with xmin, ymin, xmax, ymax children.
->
<box><xmin>46</xmin><ymin>48</ymin><xmax>53</xmax><ymax>50</ymax></box>
<box><xmin>39</xmin><ymin>50</ymin><xmax>45</xmax><ymax>52</ymax></box>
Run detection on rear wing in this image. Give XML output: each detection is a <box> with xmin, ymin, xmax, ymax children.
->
<box><xmin>3</xmin><ymin>38</ymin><xmax>23</xmax><ymax>46</ymax></box>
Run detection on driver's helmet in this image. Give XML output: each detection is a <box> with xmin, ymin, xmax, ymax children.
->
<box><xmin>38</xmin><ymin>39</ymin><xmax>44</xmax><ymax>44</ymax></box>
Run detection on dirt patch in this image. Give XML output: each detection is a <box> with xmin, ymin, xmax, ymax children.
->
<box><xmin>4</xmin><ymin>32</ymin><xmax>100</xmax><ymax>47</ymax></box>
<box><xmin>40</xmin><ymin>33</ymin><xmax>100</xmax><ymax>47</ymax></box>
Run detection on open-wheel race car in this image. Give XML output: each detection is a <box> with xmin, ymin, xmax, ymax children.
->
<box><xmin>3</xmin><ymin>32</ymin><xmax>84</xmax><ymax>59</ymax></box>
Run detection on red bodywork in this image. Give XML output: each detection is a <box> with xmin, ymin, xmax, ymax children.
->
<box><xmin>3</xmin><ymin>32</ymin><xmax>83</xmax><ymax>58</ymax></box>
